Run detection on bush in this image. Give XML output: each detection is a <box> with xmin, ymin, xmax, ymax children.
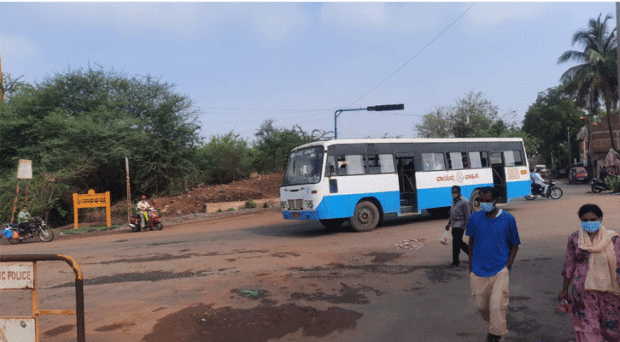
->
<box><xmin>245</xmin><ymin>199</ymin><xmax>257</xmax><ymax>209</ymax></box>
<box><xmin>604</xmin><ymin>175</ymin><xmax>620</xmax><ymax>192</ymax></box>
<box><xmin>192</xmin><ymin>132</ymin><xmax>252</xmax><ymax>184</ymax></box>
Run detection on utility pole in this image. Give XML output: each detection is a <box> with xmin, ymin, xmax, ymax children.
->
<box><xmin>334</xmin><ymin>104</ymin><xmax>404</xmax><ymax>139</ymax></box>
<box><xmin>0</xmin><ymin>52</ymin><xmax>3</xmax><ymax>101</ymax></box>
<box><xmin>617</xmin><ymin>2</ymin><xmax>620</xmax><ymax>149</ymax></box>
<box><xmin>567</xmin><ymin>127</ymin><xmax>571</xmax><ymax>168</ymax></box>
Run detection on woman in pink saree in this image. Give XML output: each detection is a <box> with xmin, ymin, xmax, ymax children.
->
<box><xmin>559</xmin><ymin>204</ymin><xmax>620</xmax><ymax>342</ymax></box>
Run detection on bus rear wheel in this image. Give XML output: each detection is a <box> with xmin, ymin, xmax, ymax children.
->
<box><xmin>350</xmin><ymin>201</ymin><xmax>380</xmax><ymax>232</ymax></box>
<box><xmin>320</xmin><ymin>219</ymin><xmax>345</xmax><ymax>230</ymax></box>
<box><xmin>470</xmin><ymin>190</ymin><xmax>481</xmax><ymax>212</ymax></box>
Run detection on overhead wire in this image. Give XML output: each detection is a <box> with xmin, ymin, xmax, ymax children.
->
<box><xmin>342</xmin><ymin>3</ymin><xmax>477</xmax><ymax>137</ymax></box>
<box><xmin>345</xmin><ymin>3</ymin><xmax>476</xmax><ymax>109</ymax></box>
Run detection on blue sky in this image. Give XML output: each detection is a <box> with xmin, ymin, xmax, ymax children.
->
<box><xmin>0</xmin><ymin>2</ymin><xmax>614</xmax><ymax>141</ymax></box>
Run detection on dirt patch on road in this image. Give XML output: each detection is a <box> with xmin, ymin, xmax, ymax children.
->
<box><xmin>142</xmin><ymin>302</ymin><xmax>363</xmax><ymax>342</ymax></box>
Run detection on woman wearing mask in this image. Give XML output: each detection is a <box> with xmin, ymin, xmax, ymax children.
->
<box><xmin>559</xmin><ymin>204</ymin><xmax>620</xmax><ymax>341</ymax></box>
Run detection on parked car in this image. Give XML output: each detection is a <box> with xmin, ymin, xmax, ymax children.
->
<box><xmin>568</xmin><ymin>166</ymin><xmax>588</xmax><ymax>184</ymax></box>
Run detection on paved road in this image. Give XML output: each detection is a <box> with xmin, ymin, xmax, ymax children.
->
<box><xmin>1</xmin><ymin>181</ymin><xmax>618</xmax><ymax>342</ymax></box>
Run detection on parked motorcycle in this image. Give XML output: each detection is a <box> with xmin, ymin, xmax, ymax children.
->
<box><xmin>2</xmin><ymin>217</ymin><xmax>54</xmax><ymax>244</ymax></box>
<box><xmin>525</xmin><ymin>180</ymin><xmax>563</xmax><ymax>200</ymax></box>
<box><xmin>591</xmin><ymin>178</ymin><xmax>611</xmax><ymax>193</ymax></box>
<box><xmin>129</xmin><ymin>207</ymin><xmax>163</xmax><ymax>232</ymax></box>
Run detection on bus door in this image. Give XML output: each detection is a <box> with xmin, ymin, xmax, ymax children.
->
<box><xmin>490</xmin><ymin>152</ymin><xmax>508</xmax><ymax>203</ymax></box>
<box><xmin>396</xmin><ymin>155</ymin><xmax>417</xmax><ymax>213</ymax></box>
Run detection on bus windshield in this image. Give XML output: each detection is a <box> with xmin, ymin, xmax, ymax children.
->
<box><xmin>282</xmin><ymin>147</ymin><xmax>324</xmax><ymax>186</ymax></box>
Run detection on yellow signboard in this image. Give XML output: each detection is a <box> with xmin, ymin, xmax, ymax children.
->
<box><xmin>73</xmin><ymin>190</ymin><xmax>111</xmax><ymax>229</ymax></box>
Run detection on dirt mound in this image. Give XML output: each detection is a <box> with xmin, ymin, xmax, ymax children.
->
<box><xmin>84</xmin><ymin>173</ymin><xmax>283</xmax><ymax>223</ymax></box>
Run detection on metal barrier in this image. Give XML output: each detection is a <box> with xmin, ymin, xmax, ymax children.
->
<box><xmin>0</xmin><ymin>254</ymin><xmax>85</xmax><ymax>342</ymax></box>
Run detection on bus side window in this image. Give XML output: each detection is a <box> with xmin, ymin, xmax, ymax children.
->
<box><xmin>327</xmin><ymin>156</ymin><xmax>337</xmax><ymax>176</ymax></box>
<box><xmin>367</xmin><ymin>154</ymin><xmax>381</xmax><ymax>174</ymax></box>
<box><xmin>469</xmin><ymin>152</ymin><xmax>482</xmax><ymax>168</ymax></box>
<box><xmin>337</xmin><ymin>156</ymin><xmax>347</xmax><ymax>175</ymax></box>
<box><xmin>379</xmin><ymin>154</ymin><xmax>395</xmax><ymax>173</ymax></box>
<box><xmin>461</xmin><ymin>152</ymin><xmax>470</xmax><ymax>169</ymax></box>
<box><xmin>345</xmin><ymin>155</ymin><xmax>365</xmax><ymax>175</ymax></box>
<box><xmin>422</xmin><ymin>153</ymin><xmax>445</xmax><ymax>171</ymax></box>
<box><xmin>490</xmin><ymin>152</ymin><xmax>503</xmax><ymax>165</ymax></box>
<box><xmin>480</xmin><ymin>152</ymin><xmax>489</xmax><ymax>167</ymax></box>
<box><xmin>512</xmin><ymin>150</ymin><xmax>524</xmax><ymax>166</ymax></box>
<box><xmin>448</xmin><ymin>152</ymin><xmax>464</xmax><ymax>169</ymax></box>
<box><xmin>504</xmin><ymin>151</ymin><xmax>515</xmax><ymax>166</ymax></box>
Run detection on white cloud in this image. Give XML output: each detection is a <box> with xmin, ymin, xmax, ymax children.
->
<box><xmin>0</xmin><ymin>34</ymin><xmax>40</xmax><ymax>59</ymax></box>
<box><xmin>465</xmin><ymin>2</ymin><xmax>550</xmax><ymax>28</ymax></box>
<box><xmin>38</xmin><ymin>3</ymin><xmax>210</xmax><ymax>39</ymax></box>
<box><xmin>248</xmin><ymin>4</ymin><xmax>309</xmax><ymax>42</ymax></box>
<box><xmin>35</xmin><ymin>3</ymin><xmax>309</xmax><ymax>42</ymax></box>
<box><xmin>320</xmin><ymin>3</ymin><xmax>456</xmax><ymax>34</ymax></box>
<box><xmin>0</xmin><ymin>34</ymin><xmax>44</xmax><ymax>77</ymax></box>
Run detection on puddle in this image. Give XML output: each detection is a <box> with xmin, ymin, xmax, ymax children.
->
<box><xmin>271</xmin><ymin>252</ymin><xmax>301</xmax><ymax>258</ymax></box>
<box><xmin>365</xmin><ymin>252</ymin><xmax>402</xmax><ymax>263</ymax></box>
<box><xmin>290</xmin><ymin>283</ymin><xmax>381</xmax><ymax>304</ymax></box>
<box><xmin>142</xmin><ymin>302</ymin><xmax>363</xmax><ymax>342</ymax></box>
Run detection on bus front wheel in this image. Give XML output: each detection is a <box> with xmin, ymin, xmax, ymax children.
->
<box><xmin>350</xmin><ymin>201</ymin><xmax>380</xmax><ymax>232</ymax></box>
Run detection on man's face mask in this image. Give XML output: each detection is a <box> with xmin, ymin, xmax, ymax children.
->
<box><xmin>451</xmin><ymin>193</ymin><xmax>459</xmax><ymax>199</ymax></box>
<box><xmin>480</xmin><ymin>202</ymin><xmax>495</xmax><ymax>213</ymax></box>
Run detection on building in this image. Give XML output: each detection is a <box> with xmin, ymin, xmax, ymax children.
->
<box><xmin>578</xmin><ymin>113</ymin><xmax>620</xmax><ymax>177</ymax></box>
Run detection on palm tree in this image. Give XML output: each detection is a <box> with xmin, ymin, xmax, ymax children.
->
<box><xmin>558</xmin><ymin>13</ymin><xmax>618</xmax><ymax>151</ymax></box>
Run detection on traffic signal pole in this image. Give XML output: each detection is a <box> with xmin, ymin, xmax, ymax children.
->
<box><xmin>334</xmin><ymin>104</ymin><xmax>404</xmax><ymax>139</ymax></box>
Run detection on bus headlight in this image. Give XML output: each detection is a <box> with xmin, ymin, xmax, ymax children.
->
<box><xmin>304</xmin><ymin>200</ymin><xmax>314</xmax><ymax>209</ymax></box>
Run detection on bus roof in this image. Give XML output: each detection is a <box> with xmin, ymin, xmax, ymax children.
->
<box><xmin>291</xmin><ymin>137</ymin><xmax>525</xmax><ymax>152</ymax></box>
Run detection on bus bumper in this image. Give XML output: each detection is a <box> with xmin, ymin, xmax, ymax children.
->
<box><xmin>282</xmin><ymin>211</ymin><xmax>320</xmax><ymax>220</ymax></box>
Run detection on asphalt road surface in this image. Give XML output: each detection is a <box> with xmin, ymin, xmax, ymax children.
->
<box><xmin>1</xmin><ymin>181</ymin><xmax>618</xmax><ymax>342</ymax></box>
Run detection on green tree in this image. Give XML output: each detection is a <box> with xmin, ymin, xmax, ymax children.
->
<box><xmin>251</xmin><ymin>120</ymin><xmax>317</xmax><ymax>172</ymax></box>
<box><xmin>192</xmin><ymin>131</ymin><xmax>252</xmax><ymax>184</ymax></box>
<box><xmin>558</xmin><ymin>13</ymin><xmax>618</xmax><ymax>150</ymax></box>
<box><xmin>0</xmin><ymin>66</ymin><xmax>203</xmax><ymax>224</ymax></box>
<box><xmin>416</xmin><ymin>91</ymin><xmax>514</xmax><ymax>138</ymax></box>
<box><xmin>522</xmin><ymin>86</ymin><xmax>584</xmax><ymax>168</ymax></box>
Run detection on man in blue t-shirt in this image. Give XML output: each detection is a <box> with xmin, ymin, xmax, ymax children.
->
<box><xmin>466</xmin><ymin>187</ymin><xmax>520</xmax><ymax>342</ymax></box>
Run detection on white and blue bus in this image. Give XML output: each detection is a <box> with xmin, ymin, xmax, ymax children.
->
<box><xmin>280</xmin><ymin>138</ymin><xmax>531</xmax><ymax>231</ymax></box>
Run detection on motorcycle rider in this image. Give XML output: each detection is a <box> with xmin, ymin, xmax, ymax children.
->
<box><xmin>531</xmin><ymin>168</ymin><xmax>548</xmax><ymax>196</ymax></box>
<box><xmin>17</xmin><ymin>205</ymin><xmax>33</xmax><ymax>235</ymax></box>
<box><xmin>137</xmin><ymin>196</ymin><xmax>151</xmax><ymax>229</ymax></box>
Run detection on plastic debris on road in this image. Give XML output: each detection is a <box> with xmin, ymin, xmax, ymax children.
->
<box><xmin>395</xmin><ymin>238</ymin><xmax>425</xmax><ymax>250</ymax></box>
<box><xmin>237</xmin><ymin>289</ymin><xmax>262</xmax><ymax>297</ymax></box>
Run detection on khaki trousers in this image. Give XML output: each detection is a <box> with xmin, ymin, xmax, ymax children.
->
<box><xmin>470</xmin><ymin>267</ymin><xmax>510</xmax><ymax>336</ymax></box>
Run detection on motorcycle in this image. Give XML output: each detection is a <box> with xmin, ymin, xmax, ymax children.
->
<box><xmin>591</xmin><ymin>178</ymin><xmax>611</xmax><ymax>193</ymax></box>
<box><xmin>525</xmin><ymin>180</ymin><xmax>563</xmax><ymax>200</ymax></box>
<box><xmin>2</xmin><ymin>217</ymin><xmax>54</xmax><ymax>244</ymax></box>
<box><xmin>129</xmin><ymin>207</ymin><xmax>163</xmax><ymax>232</ymax></box>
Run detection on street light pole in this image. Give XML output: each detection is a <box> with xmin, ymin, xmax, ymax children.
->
<box><xmin>334</xmin><ymin>103</ymin><xmax>404</xmax><ymax>139</ymax></box>
<box><xmin>567</xmin><ymin>127</ymin><xmax>571</xmax><ymax>168</ymax></box>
